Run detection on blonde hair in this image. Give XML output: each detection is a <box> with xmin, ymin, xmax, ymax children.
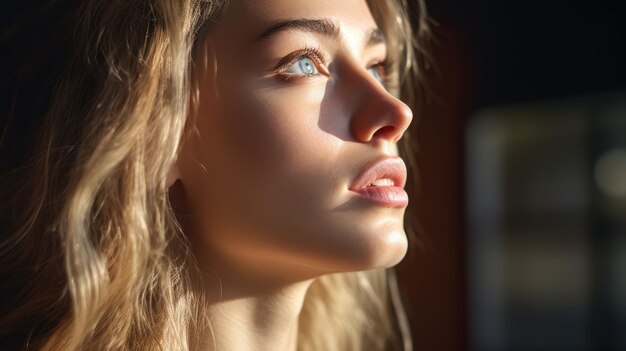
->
<box><xmin>0</xmin><ymin>0</ymin><xmax>428</xmax><ymax>350</ymax></box>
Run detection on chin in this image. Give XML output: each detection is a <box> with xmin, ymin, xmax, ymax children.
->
<box><xmin>366</xmin><ymin>228</ymin><xmax>409</xmax><ymax>269</ymax></box>
<box><xmin>331</xmin><ymin>226</ymin><xmax>409</xmax><ymax>272</ymax></box>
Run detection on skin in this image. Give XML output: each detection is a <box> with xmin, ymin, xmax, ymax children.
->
<box><xmin>169</xmin><ymin>0</ymin><xmax>413</xmax><ymax>349</ymax></box>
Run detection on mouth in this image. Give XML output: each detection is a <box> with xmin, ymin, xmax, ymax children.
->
<box><xmin>367</xmin><ymin>178</ymin><xmax>396</xmax><ymax>187</ymax></box>
<box><xmin>348</xmin><ymin>156</ymin><xmax>409</xmax><ymax>208</ymax></box>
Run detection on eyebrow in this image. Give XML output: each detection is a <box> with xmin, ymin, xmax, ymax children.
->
<box><xmin>254</xmin><ymin>18</ymin><xmax>386</xmax><ymax>46</ymax></box>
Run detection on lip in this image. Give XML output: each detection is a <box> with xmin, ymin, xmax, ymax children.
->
<box><xmin>348</xmin><ymin>156</ymin><xmax>409</xmax><ymax>208</ymax></box>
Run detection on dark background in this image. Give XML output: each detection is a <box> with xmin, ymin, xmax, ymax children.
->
<box><xmin>433</xmin><ymin>0</ymin><xmax>626</xmax><ymax>108</ymax></box>
<box><xmin>396</xmin><ymin>0</ymin><xmax>626</xmax><ymax>350</ymax></box>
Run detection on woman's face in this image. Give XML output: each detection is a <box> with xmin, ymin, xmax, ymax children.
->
<box><xmin>176</xmin><ymin>0</ymin><xmax>413</xmax><ymax>282</ymax></box>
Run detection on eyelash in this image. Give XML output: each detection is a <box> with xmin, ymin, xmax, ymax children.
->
<box><xmin>274</xmin><ymin>46</ymin><xmax>391</xmax><ymax>84</ymax></box>
<box><xmin>274</xmin><ymin>46</ymin><xmax>329</xmax><ymax>80</ymax></box>
<box><xmin>368</xmin><ymin>59</ymin><xmax>392</xmax><ymax>82</ymax></box>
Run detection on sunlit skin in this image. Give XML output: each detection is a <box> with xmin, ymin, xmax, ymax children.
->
<box><xmin>168</xmin><ymin>0</ymin><xmax>413</xmax><ymax>349</ymax></box>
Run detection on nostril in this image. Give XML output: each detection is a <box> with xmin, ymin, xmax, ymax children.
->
<box><xmin>372</xmin><ymin>126</ymin><xmax>396</xmax><ymax>140</ymax></box>
<box><xmin>349</xmin><ymin>80</ymin><xmax>413</xmax><ymax>143</ymax></box>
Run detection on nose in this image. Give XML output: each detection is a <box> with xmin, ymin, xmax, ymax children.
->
<box><xmin>348</xmin><ymin>69</ymin><xmax>413</xmax><ymax>144</ymax></box>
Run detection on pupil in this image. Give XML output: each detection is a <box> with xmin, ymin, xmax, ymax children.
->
<box><xmin>301</xmin><ymin>59</ymin><xmax>314</xmax><ymax>74</ymax></box>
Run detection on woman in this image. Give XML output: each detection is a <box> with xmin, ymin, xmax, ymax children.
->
<box><xmin>0</xmin><ymin>0</ymin><xmax>428</xmax><ymax>349</ymax></box>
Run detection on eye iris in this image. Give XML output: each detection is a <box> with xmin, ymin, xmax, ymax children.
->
<box><xmin>299</xmin><ymin>57</ymin><xmax>316</xmax><ymax>74</ymax></box>
<box><xmin>369</xmin><ymin>67</ymin><xmax>382</xmax><ymax>83</ymax></box>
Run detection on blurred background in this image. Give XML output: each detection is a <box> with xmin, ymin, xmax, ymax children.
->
<box><xmin>396</xmin><ymin>0</ymin><xmax>626</xmax><ymax>350</ymax></box>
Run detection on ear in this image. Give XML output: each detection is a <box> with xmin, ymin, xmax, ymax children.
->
<box><xmin>166</xmin><ymin>160</ymin><xmax>181</xmax><ymax>188</ymax></box>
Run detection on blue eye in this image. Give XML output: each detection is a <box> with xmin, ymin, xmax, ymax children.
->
<box><xmin>285</xmin><ymin>56</ymin><xmax>319</xmax><ymax>75</ymax></box>
<box><xmin>368</xmin><ymin>66</ymin><xmax>383</xmax><ymax>83</ymax></box>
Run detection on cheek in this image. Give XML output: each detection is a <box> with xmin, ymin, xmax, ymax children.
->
<box><xmin>217</xmin><ymin>82</ymin><xmax>338</xmax><ymax>189</ymax></box>
<box><xmin>189</xmin><ymin>82</ymin><xmax>338</xmax><ymax>215</ymax></box>
<box><xmin>183</xmin><ymin>79</ymin><xmax>407</xmax><ymax>274</ymax></box>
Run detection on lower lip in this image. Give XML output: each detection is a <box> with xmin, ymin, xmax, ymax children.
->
<box><xmin>350</xmin><ymin>186</ymin><xmax>409</xmax><ymax>208</ymax></box>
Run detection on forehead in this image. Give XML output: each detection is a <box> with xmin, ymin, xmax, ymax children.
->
<box><xmin>215</xmin><ymin>0</ymin><xmax>379</xmax><ymax>42</ymax></box>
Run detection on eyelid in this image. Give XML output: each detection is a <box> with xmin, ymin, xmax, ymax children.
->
<box><xmin>270</xmin><ymin>47</ymin><xmax>393</xmax><ymax>85</ymax></box>
<box><xmin>273</xmin><ymin>46</ymin><xmax>330</xmax><ymax>76</ymax></box>
<box><xmin>368</xmin><ymin>58</ymin><xmax>389</xmax><ymax>73</ymax></box>
<box><xmin>367</xmin><ymin>58</ymin><xmax>392</xmax><ymax>84</ymax></box>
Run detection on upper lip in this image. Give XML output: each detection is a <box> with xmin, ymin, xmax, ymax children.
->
<box><xmin>349</xmin><ymin>156</ymin><xmax>407</xmax><ymax>190</ymax></box>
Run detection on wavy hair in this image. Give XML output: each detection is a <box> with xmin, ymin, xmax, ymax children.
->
<box><xmin>0</xmin><ymin>0</ymin><xmax>428</xmax><ymax>350</ymax></box>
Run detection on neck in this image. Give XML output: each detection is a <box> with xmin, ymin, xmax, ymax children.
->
<box><xmin>196</xmin><ymin>249</ymin><xmax>319</xmax><ymax>351</ymax></box>
<box><xmin>200</xmin><ymin>281</ymin><xmax>311</xmax><ymax>351</ymax></box>
<box><xmin>172</xmin><ymin>185</ymin><xmax>320</xmax><ymax>351</ymax></box>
